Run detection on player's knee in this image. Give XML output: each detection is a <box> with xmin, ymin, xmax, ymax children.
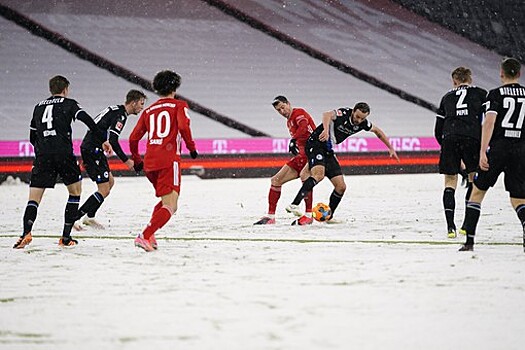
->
<box><xmin>335</xmin><ymin>183</ymin><xmax>347</xmax><ymax>194</ymax></box>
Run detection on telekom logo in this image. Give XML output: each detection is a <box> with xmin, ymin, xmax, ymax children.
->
<box><xmin>19</xmin><ymin>141</ymin><xmax>34</xmax><ymax>156</ymax></box>
<box><xmin>272</xmin><ymin>139</ymin><xmax>287</xmax><ymax>153</ymax></box>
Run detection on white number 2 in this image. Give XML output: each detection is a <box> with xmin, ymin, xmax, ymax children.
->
<box><xmin>149</xmin><ymin>111</ymin><xmax>171</xmax><ymax>139</ymax></box>
<box><xmin>456</xmin><ymin>89</ymin><xmax>468</xmax><ymax>109</ymax></box>
<box><xmin>42</xmin><ymin>105</ymin><xmax>54</xmax><ymax>129</ymax></box>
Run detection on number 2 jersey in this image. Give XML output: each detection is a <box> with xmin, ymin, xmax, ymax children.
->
<box><xmin>30</xmin><ymin>96</ymin><xmax>85</xmax><ymax>156</ymax></box>
<box><xmin>485</xmin><ymin>83</ymin><xmax>525</xmax><ymax>146</ymax></box>
<box><xmin>129</xmin><ymin>97</ymin><xmax>196</xmax><ymax>171</ymax></box>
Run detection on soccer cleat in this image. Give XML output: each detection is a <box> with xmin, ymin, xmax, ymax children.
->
<box><xmin>291</xmin><ymin>215</ymin><xmax>314</xmax><ymax>226</ymax></box>
<box><xmin>285</xmin><ymin>204</ymin><xmax>302</xmax><ymax>217</ymax></box>
<box><xmin>447</xmin><ymin>228</ymin><xmax>457</xmax><ymax>239</ymax></box>
<box><xmin>459</xmin><ymin>228</ymin><xmax>467</xmax><ymax>236</ymax></box>
<box><xmin>72</xmin><ymin>222</ymin><xmax>85</xmax><ymax>231</ymax></box>
<box><xmin>459</xmin><ymin>244</ymin><xmax>474</xmax><ymax>252</ymax></box>
<box><xmin>59</xmin><ymin>236</ymin><xmax>78</xmax><ymax>247</ymax></box>
<box><xmin>253</xmin><ymin>216</ymin><xmax>276</xmax><ymax>225</ymax></box>
<box><xmin>13</xmin><ymin>233</ymin><xmax>32</xmax><ymax>249</ymax></box>
<box><xmin>149</xmin><ymin>234</ymin><xmax>158</xmax><ymax>250</ymax></box>
<box><xmin>134</xmin><ymin>236</ymin><xmax>154</xmax><ymax>252</ymax></box>
<box><xmin>82</xmin><ymin>217</ymin><xmax>105</xmax><ymax>230</ymax></box>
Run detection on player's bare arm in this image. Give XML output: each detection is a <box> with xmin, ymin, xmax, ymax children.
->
<box><xmin>479</xmin><ymin>112</ymin><xmax>496</xmax><ymax>171</ymax></box>
<box><xmin>319</xmin><ymin>111</ymin><xmax>335</xmax><ymax>142</ymax></box>
<box><xmin>370</xmin><ymin>125</ymin><xmax>400</xmax><ymax>162</ymax></box>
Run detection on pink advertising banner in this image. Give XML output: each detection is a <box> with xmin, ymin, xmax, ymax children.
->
<box><xmin>0</xmin><ymin>137</ymin><xmax>440</xmax><ymax>157</ymax></box>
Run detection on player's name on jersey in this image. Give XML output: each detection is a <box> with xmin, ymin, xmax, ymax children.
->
<box><xmin>37</xmin><ymin>97</ymin><xmax>64</xmax><ymax>106</ymax></box>
<box><xmin>457</xmin><ymin>109</ymin><xmax>469</xmax><ymax>116</ymax></box>
<box><xmin>499</xmin><ymin>87</ymin><xmax>525</xmax><ymax>96</ymax></box>
<box><xmin>505</xmin><ymin>130</ymin><xmax>521</xmax><ymax>138</ymax></box>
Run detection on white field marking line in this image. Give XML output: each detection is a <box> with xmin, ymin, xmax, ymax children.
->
<box><xmin>0</xmin><ymin>234</ymin><xmax>520</xmax><ymax>246</ymax></box>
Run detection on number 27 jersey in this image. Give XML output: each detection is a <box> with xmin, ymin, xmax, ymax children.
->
<box><xmin>129</xmin><ymin>97</ymin><xmax>197</xmax><ymax>171</ymax></box>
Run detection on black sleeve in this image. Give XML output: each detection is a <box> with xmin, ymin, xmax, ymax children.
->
<box><xmin>76</xmin><ymin>110</ymin><xmax>107</xmax><ymax>143</ymax></box>
<box><xmin>29</xmin><ymin>116</ymin><xmax>37</xmax><ymax>146</ymax></box>
<box><xmin>434</xmin><ymin>117</ymin><xmax>444</xmax><ymax>145</ymax></box>
<box><xmin>108</xmin><ymin>132</ymin><xmax>129</xmax><ymax>163</ymax></box>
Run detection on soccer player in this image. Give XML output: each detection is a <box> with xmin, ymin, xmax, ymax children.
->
<box><xmin>254</xmin><ymin>96</ymin><xmax>316</xmax><ymax>226</ymax></box>
<box><xmin>129</xmin><ymin>70</ymin><xmax>198</xmax><ymax>252</ymax></box>
<box><xmin>13</xmin><ymin>75</ymin><xmax>112</xmax><ymax>249</ymax></box>
<box><xmin>434</xmin><ymin>67</ymin><xmax>487</xmax><ymax>238</ymax></box>
<box><xmin>74</xmin><ymin>90</ymin><xmax>146</xmax><ymax>230</ymax></box>
<box><xmin>460</xmin><ymin>58</ymin><xmax>525</xmax><ymax>252</ymax></box>
<box><xmin>286</xmin><ymin>102</ymin><xmax>399</xmax><ymax>221</ymax></box>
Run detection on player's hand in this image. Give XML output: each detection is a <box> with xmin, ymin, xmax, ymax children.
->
<box><xmin>124</xmin><ymin>159</ymin><xmax>134</xmax><ymax>171</ymax></box>
<box><xmin>288</xmin><ymin>139</ymin><xmax>299</xmax><ymax>156</ymax></box>
<box><xmin>102</xmin><ymin>141</ymin><xmax>113</xmax><ymax>155</ymax></box>
<box><xmin>133</xmin><ymin>161</ymin><xmax>144</xmax><ymax>172</ymax></box>
<box><xmin>479</xmin><ymin>151</ymin><xmax>489</xmax><ymax>171</ymax></box>
<box><xmin>319</xmin><ymin>129</ymin><xmax>329</xmax><ymax>142</ymax></box>
<box><xmin>389</xmin><ymin>149</ymin><xmax>400</xmax><ymax>162</ymax></box>
<box><xmin>190</xmin><ymin>150</ymin><xmax>198</xmax><ymax>159</ymax></box>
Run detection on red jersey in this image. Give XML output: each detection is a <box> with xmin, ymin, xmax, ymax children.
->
<box><xmin>287</xmin><ymin>108</ymin><xmax>316</xmax><ymax>155</ymax></box>
<box><xmin>129</xmin><ymin>97</ymin><xmax>196</xmax><ymax>171</ymax></box>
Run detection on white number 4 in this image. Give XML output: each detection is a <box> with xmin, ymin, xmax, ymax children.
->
<box><xmin>42</xmin><ymin>105</ymin><xmax>54</xmax><ymax>129</ymax></box>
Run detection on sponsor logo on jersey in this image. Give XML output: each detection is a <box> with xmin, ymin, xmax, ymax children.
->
<box><xmin>336</xmin><ymin>109</ymin><xmax>343</xmax><ymax>116</ymax></box>
<box><xmin>115</xmin><ymin>121</ymin><xmax>124</xmax><ymax>131</ymax></box>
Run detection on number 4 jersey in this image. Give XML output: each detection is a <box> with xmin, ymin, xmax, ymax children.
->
<box><xmin>485</xmin><ymin>83</ymin><xmax>525</xmax><ymax>146</ymax></box>
<box><xmin>129</xmin><ymin>97</ymin><xmax>197</xmax><ymax>171</ymax></box>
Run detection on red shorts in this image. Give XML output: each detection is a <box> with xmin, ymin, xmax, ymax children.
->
<box><xmin>145</xmin><ymin>162</ymin><xmax>181</xmax><ymax>197</ymax></box>
<box><xmin>286</xmin><ymin>154</ymin><xmax>308</xmax><ymax>174</ymax></box>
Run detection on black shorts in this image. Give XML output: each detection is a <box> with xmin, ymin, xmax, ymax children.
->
<box><xmin>81</xmin><ymin>147</ymin><xmax>110</xmax><ymax>184</ymax></box>
<box><xmin>474</xmin><ymin>143</ymin><xmax>525</xmax><ymax>198</ymax></box>
<box><xmin>305</xmin><ymin>139</ymin><xmax>343</xmax><ymax>179</ymax></box>
<box><xmin>30</xmin><ymin>153</ymin><xmax>82</xmax><ymax>188</ymax></box>
<box><xmin>439</xmin><ymin>136</ymin><xmax>480</xmax><ymax>175</ymax></box>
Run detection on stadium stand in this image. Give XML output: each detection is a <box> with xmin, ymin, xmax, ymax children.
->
<box><xmin>392</xmin><ymin>0</ymin><xmax>525</xmax><ymax>62</ymax></box>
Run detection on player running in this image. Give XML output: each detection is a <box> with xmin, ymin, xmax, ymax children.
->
<box><xmin>129</xmin><ymin>70</ymin><xmax>198</xmax><ymax>252</ymax></box>
<box><xmin>74</xmin><ymin>90</ymin><xmax>146</xmax><ymax>230</ymax></box>
<box><xmin>254</xmin><ymin>96</ymin><xmax>316</xmax><ymax>226</ymax></box>
<box><xmin>13</xmin><ymin>75</ymin><xmax>112</xmax><ymax>249</ymax></box>
<box><xmin>286</xmin><ymin>102</ymin><xmax>399</xmax><ymax>221</ymax></box>
<box><xmin>434</xmin><ymin>67</ymin><xmax>487</xmax><ymax>238</ymax></box>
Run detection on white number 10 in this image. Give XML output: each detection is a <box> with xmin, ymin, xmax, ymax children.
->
<box><xmin>149</xmin><ymin>111</ymin><xmax>171</xmax><ymax>139</ymax></box>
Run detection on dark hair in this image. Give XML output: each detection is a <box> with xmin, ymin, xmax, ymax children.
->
<box><xmin>153</xmin><ymin>70</ymin><xmax>181</xmax><ymax>96</ymax></box>
<box><xmin>126</xmin><ymin>89</ymin><xmax>146</xmax><ymax>104</ymax></box>
<box><xmin>272</xmin><ymin>95</ymin><xmax>288</xmax><ymax>108</ymax></box>
<box><xmin>353</xmin><ymin>102</ymin><xmax>370</xmax><ymax>114</ymax></box>
<box><xmin>49</xmin><ymin>75</ymin><xmax>70</xmax><ymax>95</ymax></box>
<box><xmin>501</xmin><ymin>57</ymin><xmax>521</xmax><ymax>78</ymax></box>
<box><xmin>451</xmin><ymin>66</ymin><xmax>472</xmax><ymax>83</ymax></box>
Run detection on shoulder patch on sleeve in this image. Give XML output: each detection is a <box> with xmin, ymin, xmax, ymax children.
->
<box><xmin>336</xmin><ymin>109</ymin><xmax>343</xmax><ymax>116</ymax></box>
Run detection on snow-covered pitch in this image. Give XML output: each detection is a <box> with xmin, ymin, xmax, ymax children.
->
<box><xmin>1</xmin><ymin>173</ymin><xmax>524</xmax><ymax>350</ymax></box>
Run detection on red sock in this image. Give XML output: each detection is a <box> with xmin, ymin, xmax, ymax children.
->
<box><xmin>152</xmin><ymin>201</ymin><xmax>163</xmax><ymax>215</ymax></box>
<box><xmin>304</xmin><ymin>190</ymin><xmax>313</xmax><ymax>213</ymax></box>
<box><xmin>268</xmin><ymin>185</ymin><xmax>281</xmax><ymax>215</ymax></box>
<box><xmin>142</xmin><ymin>206</ymin><xmax>173</xmax><ymax>240</ymax></box>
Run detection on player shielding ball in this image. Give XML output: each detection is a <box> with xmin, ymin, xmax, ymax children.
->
<box><xmin>254</xmin><ymin>96</ymin><xmax>316</xmax><ymax>226</ymax></box>
<box><xmin>434</xmin><ymin>67</ymin><xmax>487</xmax><ymax>238</ymax></box>
<box><xmin>13</xmin><ymin>75</ymin><xmax>112</xmax><ymax>249</ymax></box>
<box><xmin>286</xmin><ymin>102</ymin><xmax>399</xmax><ymax>221</ymax></box>
<box><xmin>460</xmin><ymin>58</ymin><xmax>525</xmax><ymax>252</ymax></box>
<box><xmin>74</xmin><ymin>90</ymin><xmax>146</xmax><ymax>230</ymax></box>
<box><xmin>129</xmin><ymin>70</ymin><xmax>198</xmax><ymax>252</ymax></box>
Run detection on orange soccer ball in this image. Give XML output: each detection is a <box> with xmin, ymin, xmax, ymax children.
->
<box><xmin>312</xmin><ymin>203</ymin><xmax>332</xmax><ymax>222</ymax></box>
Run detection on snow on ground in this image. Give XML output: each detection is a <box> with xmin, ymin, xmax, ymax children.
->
<box><xmin>0</xmin><ymin>173</ymin><xmax>524</xmax><ymax>350</ymax></box>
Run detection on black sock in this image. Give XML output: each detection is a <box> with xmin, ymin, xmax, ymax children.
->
<box><xmin>443</xmin><ymin>187</ymin><xmax>456</xmax><ymax>230</ymax></box>
<box><xmin>77</xmin><ymin>192</ymin><xmax>104</xmax><ymax>220</ymax></box>
<box><xmin>22</xmin><ymin>200</ymin><xmax>39</xmax><ymax>236</ymax></box>
<box><xmin>292</xmin><ymin>177</ymin><xmax>317</xmax><ymax>205</ymax></box>
<box><xmin>463</xmin><ymin>201</ymin><xmax>481</xmax><ymax>245</ymax></box>
<box><xmin>465</xmin><ymin>182</ymin><xmax>473</xmax><ymax>206</ymax></box>
<box><xmin>63</xmin><ymin>195</ymin><xmax>80</xmax><ymax>238</ymax></box>
<box><xmin>516</xmin><ymin>204</ymin><xmax>525</xmax><ymax>231</ymax></box>
<box><xmin>328</xmin><ymin>190</ymin><xmax>344</xmax><ymax>216</ymax></box>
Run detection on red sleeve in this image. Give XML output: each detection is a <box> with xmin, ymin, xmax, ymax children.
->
<box><xmin>177</xmin><ymin>104</ymin><xmax>196</xmax><ymax>152</ymax></box>
<box><xmin>129</xmin><ymin>113</ymin><xmax>147</xmax><ymax>163</ymax></box>
<box><xmin>294</xmin><ymin>110</ymin><xmax>311</xmax><ymax>144</ymax></box>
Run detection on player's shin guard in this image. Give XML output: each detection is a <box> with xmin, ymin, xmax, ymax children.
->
<box><xmin>142</xmin><ymin>206</ymin><xmax>174</xmax><ymax>240</ymax></box>
<box><xmin>268</xmin><ymin>185</ymin><xmax>282</xmax><ymax>215</ymax></box>
<box><xmin>63</xmin><ymin>195</ymin><xmax>80</xmax><ymax>238</ymax></box>
<box><xmin>328</xmin><ymin>190</ymin><xmax>344</xmax><ymax>216</ymax></box>
<box><xmin>77</xmin><ymin>192</ymin><xmax>104</xmax><ymax>220</ymax></box>
<box><xmin>443</xmin><ymin>187</ymin><xmax>456</xmax><ymax>230</ymax></box>
<box><xmin>23</xmin><ymin>200</ymin><xmax>39</xmax><ymax>235</ymax></box>
<box><xmin>463</xmin><ymin>201</ymin><xmax>481</xmax><ymax>245</ymax></box>
<box><xmin>292</xmin><ymin>177</ymin><xmax>317</xmax><ymax>206</ymax></box>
